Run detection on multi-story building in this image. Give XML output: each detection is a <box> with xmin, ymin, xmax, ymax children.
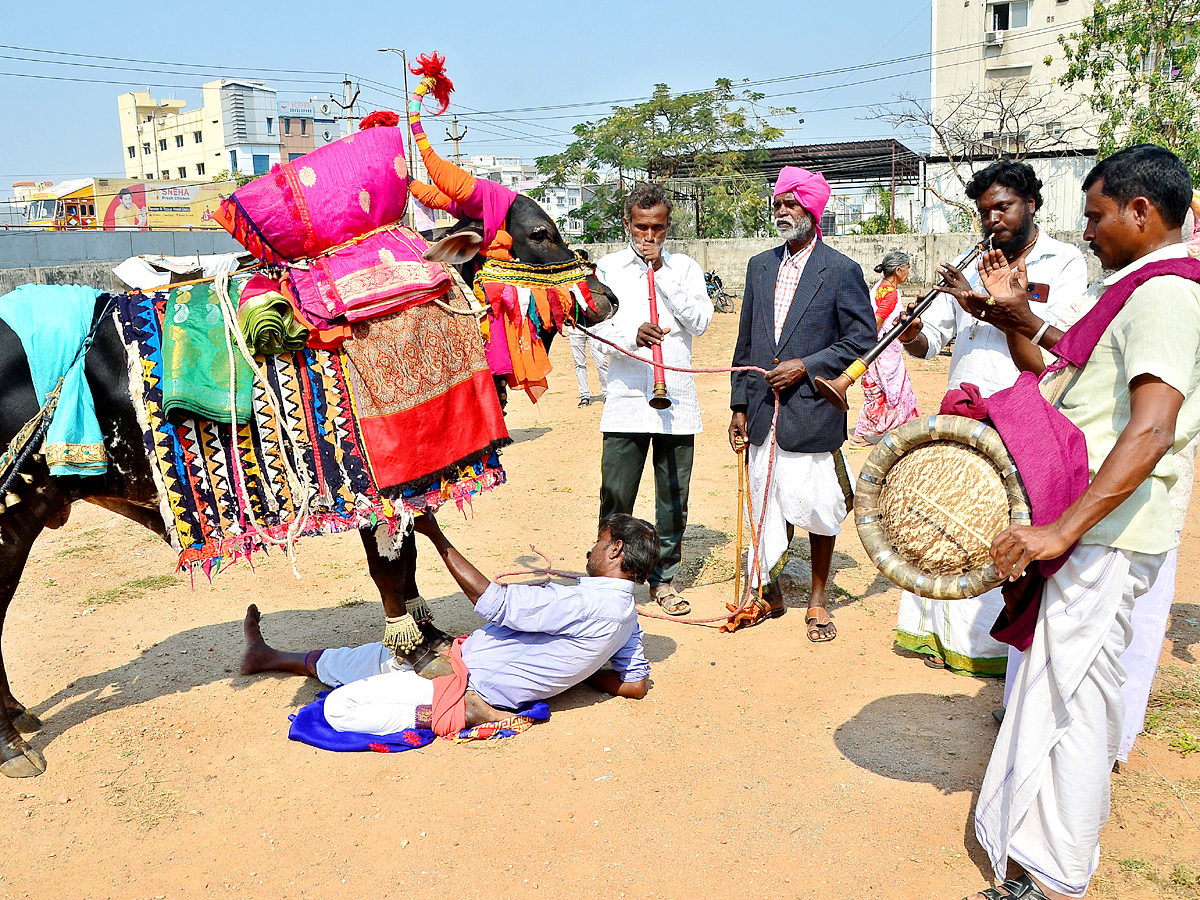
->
<box><xmin>118</xmin><ymin>80</ymin><xmax>287</xmax><ymax>181</ymax></box>
<box><xmin>278</xmin><ymin>99</ymin><xmax>343</xmax><ymax>161</ymax></box>
<box><xmin>931</xmin><ymin>0</ymin><xmax>1095</xmax><ymax>153</ymax></box>
<box><xmin>922</xmin><ymin>0</ymin><xmax>1100</xmax><ymax>231</ymax></box>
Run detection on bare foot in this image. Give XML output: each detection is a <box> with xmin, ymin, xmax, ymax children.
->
<box><xmin>240</xmin><ymin>604</ymin><xmax>271</xmax><ymax>675</ymax></box>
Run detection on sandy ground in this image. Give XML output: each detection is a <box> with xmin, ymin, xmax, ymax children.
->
<box><xmin>2</xmin><ymin>300</ymin><xmax>1199</xmax><ymax>900</ymax></box>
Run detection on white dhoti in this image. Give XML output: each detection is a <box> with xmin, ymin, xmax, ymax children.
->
<box><xmin>975</xmin><ymin>544</ymin><xmax>1164</xmax><ymax>897</ymax></box>
<box><xmin>315</xmin><ymin>643</ymin><xmax>435</xmax><ymax>736</ymax></box>
<box><xmin>895</xmin><ymin>586</ymin><xmax>1009</xmax><ymax>675</ymax></box>
<box><xmin>745</xmin><ymin>439</ymin><xmax>852</xmax><ymax>588</ymax></box>
<box><xmin>1003</xmin><ymin>545</ymin><xmax>1179</xmax><ymax>761</ymax></box>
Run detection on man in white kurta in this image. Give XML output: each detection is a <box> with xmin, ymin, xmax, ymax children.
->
<box><xmin>590</xmin><ymin>183</ymin><xmax>713</xmax><ymax>616</ymax></box>
<box><xmin>895</xmin><ymin>161</ymin><xmax>1088</xmax><ymax>675</ymax></box>
<box><xmin>965</xmin><ymin>145</ymin><xmax>1200</xmax><ymax>900</ymax></box>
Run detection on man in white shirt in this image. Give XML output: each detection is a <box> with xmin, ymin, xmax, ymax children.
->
<box><xmin>892</xmin><ymin>161</ymin><xmax>1089</xmax><ymax>676</ymax></box>
<box><xmin>589</xmin><ymin>183</ymin><xmax>714</xmax><ymax>616</ymax></box>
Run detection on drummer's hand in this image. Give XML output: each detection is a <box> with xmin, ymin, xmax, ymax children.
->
<box><xmin>636</xmin><ymin>322</ymin><xmax>670</xmax><ymax>348</ymax></box>
<box><xmin>990</xmin><ymin>523</ymin><xmax>1073</xmax><ymax>581</ymax></box>
<box><xmin>728</xmin><ymin>411</ymin><xmax>749</xmax><ymax>453</ymax></box>
<box><xmin>764</xmin><ymin>359</ymin><xmax>806</xmax><ymax>392</ymax></box>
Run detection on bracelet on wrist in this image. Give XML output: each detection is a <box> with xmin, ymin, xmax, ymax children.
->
<box><xmin>1031</xmin><ymin>320</ymin><xmax>1051</xmax><ymax>346</ymax></box>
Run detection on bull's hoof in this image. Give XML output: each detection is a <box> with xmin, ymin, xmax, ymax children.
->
<box><xmin>11</xmin><ymin>711</ymin><xmax>43</xmax><ymax>734</ymax></box>
<box><xmin>418</xmin><ymin>621</ymin><xmax>454</xmax><ymax>654</ymax></box>
<box><xmin>0</xmin><ymin>745</ymin><xmax>46</xmax><ymax>778</ymax></box>
<box><xmin>409</xmin><ymin>647</ymin><xmax>456</xmax><ymax>679</ymax></box>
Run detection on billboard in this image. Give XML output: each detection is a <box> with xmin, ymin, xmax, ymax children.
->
<box><xmin>96</xmin><ymin>178</ymin><xmax>238</xmax><ymax>230</ymax></box>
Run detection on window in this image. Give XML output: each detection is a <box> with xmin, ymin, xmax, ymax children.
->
<box><xmin>300</xmin><ymin>119</ymin><xmax>307</xmax><ymax>136</ymax></box>
<box><xmin>158</xmin><ymin>138</ymin><xmax>167</xmax><ymax>151</ymax></box>
<box><xmin>229</xmin><ymin>149</ymin><xmax>238</xmax><ymax>171</ymax></box>
<box><xmin>266</xmin><ymin>117</ymin><xmax>273</xmax><ymax>135</ymax></box>
<box><xmin>990</xmin><ymin>0</ymin><xmax>1030</xmax><ymax>30</ymax></box>
<box><xmin>284</xmin><ymin>118</ymin><xmax>291</xmax><ymax>135</ymax></box>
<box><xmin>175</xmin><ymin>134</ymin><xmax>184</xmax><ymax>148</ymax></box>
<box><xmin>194</xmin><ymin>131</ymin><xmax>203</xmax><ymax>143</ymax></box>
<box><xmin>178</xmin><ymin>166</ymin><xmax>187</xmax><ymax>178</ymax></box>
<box><xmin>161</xmin><ymin>170</ymin><xmax>170</xmax><ymax>179</ymax></box>
<box><xmin>252</xmin><ymin>154</ymin><xmax>270</xmax><ymax>175</ymax></box>
<box><xmin>143</xmin><ymin>142</ymin><xmax>151</xmax><ymax>155</ymax></box>
<box><xmin>289</xmin><ymin>153</ymin><xmax>305</xmax><ymax>161</ymax></box>
<box><xmin>127</xmin><ymin>146</ymin><xmax>136</xmax><ymax>159</ymax></box>
<box><xmin>196</xmin><ymin>163</ymin><xmax>206</xmax><ymax>176</ymax></box>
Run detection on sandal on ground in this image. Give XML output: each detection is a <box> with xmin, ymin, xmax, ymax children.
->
<box><xmin>846</xmin><ymin>436</ymin><xmax>873</xmax><ymax>450</ymax></box>
<box><xmin>962</xmin><ymin>873</ymin><xmax>1051</xmax><ymax>900</ymax></box>
<box><xmin>578</xmin><ymin>396</ymin><xmax>591</xmax><ymax>407</ymax></box>
<box><xmin>805</xmin><ymin>608</ymin><xmax>837</xmax><ymax>643</ymax></box>
<box><xmin>651</xmin><ymin>584</ymin><xmax>690</xmax><ymax>616</ymax></box>
<box><xmin>720</xmin><ymin>594</ymin><xmax>785</xmax><ymax>633</ymax></box>
<box><xmin>924</xmin><ymin>654</ymin><xmax>947</xmax><ymax>669</ymax></box>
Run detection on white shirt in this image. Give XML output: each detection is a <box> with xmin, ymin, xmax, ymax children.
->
<box><xmin>591</xmin><ymin>246</ymin><xmax>713</xmax><ymax>435</ymax></box>
<box><xmin>915</xmin><ymin>229</ymin><xmax>1088</xmax><ymax>396</ymax></box>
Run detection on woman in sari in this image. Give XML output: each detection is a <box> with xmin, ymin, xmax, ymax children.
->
<box><xmin>849</xmin><ymin>250</ymin><xmax>920</xmax><ymax>448</ymax></box>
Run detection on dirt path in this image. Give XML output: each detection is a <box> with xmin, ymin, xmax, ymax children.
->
<box><xmin>2</xmin><ymin>302</ymin><xmax>1199</xmax><ymax>899</ymax></box>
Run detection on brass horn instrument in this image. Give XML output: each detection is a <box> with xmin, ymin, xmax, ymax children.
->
<box><xmin>646</xmin><ymin>260</ymin><xmax>672</xmax><ymax>410</ymax></box>
<box><xmin>814</xmin><ymin>237</ymin><xmax>992</xmax><ymax>411</ymax></box>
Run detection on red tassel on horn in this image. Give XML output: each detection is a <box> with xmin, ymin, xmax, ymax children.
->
<box><xmin>359</xmin><ymin>110</ymin><xmax>400</xmax><ymax>129</ymax></box>
<box><xmin>410</xmin><ymin>52</ymin><xmax>455</xmax><ymax>114</ymax></box>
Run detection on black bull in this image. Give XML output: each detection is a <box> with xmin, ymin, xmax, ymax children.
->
<box><xmin>0</xmin><ymin>195</ymin><xmax>617</xmax><ymax>777</ymax></box>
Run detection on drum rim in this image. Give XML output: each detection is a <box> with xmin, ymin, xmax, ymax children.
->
<box><xmin>854</xmin><ymin>414</ymin><xmax>1032</xmax><ymax>600</ymax></box>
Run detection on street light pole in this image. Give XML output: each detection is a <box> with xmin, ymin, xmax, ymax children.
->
<box><xmin>378</xmin><ymin>48</ymin><xmax>415</xmax><ymax>175</ymax></box>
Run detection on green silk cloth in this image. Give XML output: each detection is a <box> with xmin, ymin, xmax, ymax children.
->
<box><xmin>237</xmin><ymin>290</ymin><xmax>309</xmax><ymax>355</ymax></box>
<box><xmin>161</xmin><ymin>279</ymin><xmax>254</xmax><ymax>425</ymax></box>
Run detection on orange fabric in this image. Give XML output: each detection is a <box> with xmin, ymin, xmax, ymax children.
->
<box><xmin>409</xmin><ymin>178</ymin><xmax>456</xmax><ymax>212</ymax></box>
<box><xmin>420</xmin><ymin>145</ymin><xmax>476</xmax><ymax>203</ymax></box>
<box><xmin>284</xmin><ymin>282</ymin><xmax>351</xmax><ymax>348</ymax></box>
<box><xmin>430</xmin><ymin>636</ymin><xmax>469</xmax><ymax>737</ymax></box>
<box><xmin>500</xmin><ymin>315</ymin><xmax>551</xmax><ymax>402</ymax></box>
<box><xmin>484</xmin><ymin>230</ymin><xmax>514</xmax><ymax>261</ymax></box>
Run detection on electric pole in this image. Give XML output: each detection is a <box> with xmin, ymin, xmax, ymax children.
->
<box><xmin>331</xmin><ymin>77</ymin><xmax>360</xmax><ymax>134</ymax></box>
<box><xmin>446</xmin><ymin>117</ymin><xmax>468</xmax><ymax>166</ymax></box>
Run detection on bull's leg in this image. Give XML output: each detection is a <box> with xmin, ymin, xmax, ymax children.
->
<box><xmin>0</xmin><ymin>483</ymin><xmax>70</xmax><ymax>778</ymax></box>
<box><xmin>359</xmin><ymin>525</ymin><xmax>452</xmax><ymax>670</ymax></box>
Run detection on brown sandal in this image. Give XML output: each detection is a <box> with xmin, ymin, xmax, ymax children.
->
<box><xmin>805</xmin><ymin>608</ymin><xmax>837</xmax><ymax>643</ymax></box>
<box><xmin>651</xmin><ymin>584</ymin><xmax>690</xmax><ymax>616</ymax></box>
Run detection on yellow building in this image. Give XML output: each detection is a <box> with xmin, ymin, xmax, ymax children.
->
<box><xmin>118</xmin><ymin>80</ymin><xmax>284</xmax><ymax>181</ymax></box>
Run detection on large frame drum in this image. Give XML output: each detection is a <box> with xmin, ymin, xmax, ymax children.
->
<box><xmin>855</xmin><ymin>414</ymin><xmax>1031</xmax><ymax>599</ymax></box>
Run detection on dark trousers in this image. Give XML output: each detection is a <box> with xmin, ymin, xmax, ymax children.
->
<box><xmin>599</xmin><ymin>433</ymin><xmax>695</xmax><ymax>588</ymax></box>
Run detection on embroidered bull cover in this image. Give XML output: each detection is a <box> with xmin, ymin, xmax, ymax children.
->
<box><xmin>115</xmin><ymin>283</ymin><xmax>507</xmax><ymax>576</ymax></box>
<box><xmin>216</xmin><ymin>126</ymin><xmax>450</xmax><ymax>325</ymax></box>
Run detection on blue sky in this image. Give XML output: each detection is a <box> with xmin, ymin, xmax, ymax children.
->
<box><xmin>0</xmin><ymin>0</ymin><xmax>933</xmax><ymax>195</ymax></box>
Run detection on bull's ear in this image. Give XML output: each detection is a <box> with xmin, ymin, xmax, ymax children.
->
<box><xmin>423</xmin><ymin>228</ymin><xmax>485</xmax><ymax>264</ymax></box>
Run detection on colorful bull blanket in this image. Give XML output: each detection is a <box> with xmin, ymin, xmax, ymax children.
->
<box><xmin>115</xmin><ymin>279</ymin><xmax>508</xmax><ymax>576</ymax></box>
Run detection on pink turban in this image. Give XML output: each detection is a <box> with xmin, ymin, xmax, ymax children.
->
<box><xmin>774</xmin><ymin>166</ymin><xmax>832</xmax><ymax>238</ymax></box>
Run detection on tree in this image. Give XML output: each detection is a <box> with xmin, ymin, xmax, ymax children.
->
<box><xmin>535</xmin><ymin>80</ymin><xmax>790</xmax><ymax>240</ymax></box>
<box><xmin>208</xmin><ymin>169</ymin><xmax>256</xmax><ymax>188</ymax></box>
<box><xmin>857</xmin><ymin>185</ymin><xmax>913</xmax><ymax>235</ymax></box>
<box><xmin>873</xmin><ymin>83</ymin><xmax>1090</xmax><ymax>229</ymax></box>
<box><xmin>1057</xmin><ymin>0</ymin><xmax>1200</xmax><ymax>179</ymax></box>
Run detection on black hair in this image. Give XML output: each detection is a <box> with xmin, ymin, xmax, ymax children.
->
<box><xmin>624</xmin><ymin>182</ymin><xmax>673</xmax><ymax>222</ymax></box>
<box><xmin>966</xmin><ymin>160</ymin><xmax>1044</xmax><ymax>211</ymax></box>
<box><xmin>118</xmin><ymin>187</ymin><xmax>132</xmax><ymax>198</ymax></box>
<box><xmin>1082</xmin><ymin>143</ymin><xmax>1192</xmax><ymax>229</ymax></box>
<box><xmin>599</xmin><ymin>513</ymin><xmax>660</xmax><ymax>584</ymax></box>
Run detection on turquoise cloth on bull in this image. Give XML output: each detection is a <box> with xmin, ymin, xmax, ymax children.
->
<box><xmin>0</xmin><ymin>284</ymin><xmax>107</xmax><ymax>477</ymax></box>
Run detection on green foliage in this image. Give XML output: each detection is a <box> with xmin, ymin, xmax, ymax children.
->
<box><xmin>208</xmin><ymin>169</ymin><xmax>256</xmax><ymax>188</ymax></box>
<box><xmin>536</xmin><ymin>80</ymin><xmax>790</xmax><ymax>240</ymax></box>
<box><xmin>857</xmin><ymin>185</ymin><xmax>913</xmax><ymax>235</ymax></box>
<box><xmin>1058</xmin><ymin>0</ymin><xmax>1200</xmax><ymax>179</ymax></box>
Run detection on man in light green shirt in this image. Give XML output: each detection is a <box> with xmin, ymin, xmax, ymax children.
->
<box><xmin>948</xmin><ymin>145</ymin><xmax>1200</xmax><ymax>900</ymax></box>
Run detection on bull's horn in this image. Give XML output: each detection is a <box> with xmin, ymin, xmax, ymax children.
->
<box><xmin>409</xmin><ymin>178</ymin><xmax>458</xmax><ymax>213</ymax></box>
<box><xmin>19</xmin><ymin>473</ymin><xmax>33</xmax><ymax>484</ymax></box>
<box><xmin>407</xmin><ymin>52</ymin><xmax>476</xmax><ymax>205</ymax></box>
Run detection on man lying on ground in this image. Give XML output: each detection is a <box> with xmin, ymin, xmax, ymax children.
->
<box><xmin>241</xmin><ymin>512</ymin><xmax>655</xmax><ymax>735</ymax></box>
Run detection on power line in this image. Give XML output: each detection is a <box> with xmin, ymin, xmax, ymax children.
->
<box><xmin>0</xmin><ymin>43</ymin><xmax>345</xmax><ymax>77</ymax></box>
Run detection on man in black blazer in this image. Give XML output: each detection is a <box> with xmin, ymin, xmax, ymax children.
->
<box><xmin>727</xmin><ymin>166</ymin><xmax>876</xmax><ymax>641</ymax></box>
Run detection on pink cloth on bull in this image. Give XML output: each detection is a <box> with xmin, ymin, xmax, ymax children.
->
<box><xmin>773</xmin><ymin>166</ymin><xmax>832</xmax><ymax>239</ymax></box>
<box><xmin>455</xmin><ymin>177</ymin><xmax>517</xmax><ymax>250</ymax></box>
<box><xmin>220</xmin><ymin>126</ymin><xmax>450</xmax><ymax>325</ymax></box>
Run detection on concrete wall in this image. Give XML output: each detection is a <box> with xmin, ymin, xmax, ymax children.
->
<box><xmin>0</xmin><ymin>263</ymin><xmax>130</xmax><ymax>295</ymax></box>
<box><xmin>0</xmin><ymin>229</ymin><xmax>242</xmax><ymax>269</ymax></box>
<box><xmin>585</xmin><ymin>231</ymin><xmax>1100</xmax><ymax>292</ymax></box>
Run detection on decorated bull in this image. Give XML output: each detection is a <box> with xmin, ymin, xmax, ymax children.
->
<box><xmin>0</xmin><ymin>53</ymin><xmax>616</xmax><ymax>778</ymax></box>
